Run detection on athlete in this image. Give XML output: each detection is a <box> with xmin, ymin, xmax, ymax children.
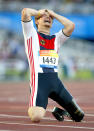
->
<box><xmin>21</xmin><ymin>8</ymin><xmax>84</xmax><ymax>122</ymax></box>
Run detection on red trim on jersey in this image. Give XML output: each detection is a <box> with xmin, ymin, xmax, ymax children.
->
<box><xmin>27</xmin><ymin>37</ymin><xmax>35</xmax><ymax>107</ymax></box>
<box><xmin>38</xmin><ymin>33</ymin><xmax>55</xmax><ymax>49</ymax></box>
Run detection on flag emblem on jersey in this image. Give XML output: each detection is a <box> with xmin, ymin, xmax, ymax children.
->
<box><xmin>40</xmin><ymin>39</ymin><xmax>45</xmax><ymax>45</ymax></box>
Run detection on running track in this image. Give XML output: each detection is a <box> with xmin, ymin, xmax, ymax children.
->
<box><xmin>0</xmin><ymin>81</ymin><xmax>94</xmax><ymax>131</ymax></box>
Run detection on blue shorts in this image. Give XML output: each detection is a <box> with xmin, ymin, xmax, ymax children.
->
<box><xmin>30</xmin><ymin>72</ymin><xmax>73</xmax><ymax>109</ymax></box>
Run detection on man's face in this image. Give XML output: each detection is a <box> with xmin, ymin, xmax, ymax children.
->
<box><xmin>36</xmin><ymin>12</ymin><xmax>53</xmax><ymax>29</ymax></box>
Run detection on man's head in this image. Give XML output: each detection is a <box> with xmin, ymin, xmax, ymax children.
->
<box><xmin>35</xmin><ymin>10</ymin><xmax>53</xmax><ymax>30</ymax></box>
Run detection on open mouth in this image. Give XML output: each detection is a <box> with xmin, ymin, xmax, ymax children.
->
<box><xmin>44</xmin><ymin>20</ymin><xmax>51</xmax><ymax>23</ymax></box>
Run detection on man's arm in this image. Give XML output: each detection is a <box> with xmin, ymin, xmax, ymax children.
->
<box><xmin>21</xmin><ymin>8</ymin><xmax>38</xmax><ymax>22</ymax></box>
<box><xmin>21</xmin><ymin>8</ymin><xmax>47</xmax><ymax>22</ymax></box>
<box><xmin>48</xmin><ymin>10</ymin><xmax>75</xmax><ymax>36</ymax></box>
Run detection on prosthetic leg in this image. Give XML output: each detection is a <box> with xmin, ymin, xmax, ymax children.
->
<box><xmin>52</xmin><ymin>98</ymin><xmax>84</xmax><ymax>122</ymax></box>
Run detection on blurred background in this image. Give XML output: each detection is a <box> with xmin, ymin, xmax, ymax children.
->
<box><xmin>0</xmin><ymin>0</ymin><xmax>94</xmax><ymax>81</ymax></box>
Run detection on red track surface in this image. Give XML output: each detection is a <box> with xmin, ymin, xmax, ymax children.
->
<box><xmin>0</xmin><ymin>81</ymin><xmax>94</xmax><ymax>131</ymax></box>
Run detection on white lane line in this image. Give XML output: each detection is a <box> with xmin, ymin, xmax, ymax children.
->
<box><xmin>0</xmin><ymin>121</ymin><xmax>94</xmax><ymax>130</ymax></box>
<box><xmin>85</xmin><ymin>114</ymin><xmax>94</xmax><ymax>117</ymax></box>
<box><xmin>47</xmin><ymin>109</ymin><xmax>94</xmax><ymax>117</ymax></box>
<box><xmin>0</xmin><ymin>114</ymin><xmax>94</xmax><ymax>124</ymax></box>
<box><xmin>43</xmin><ymin>117</ymin><xmax>94</xmax><ymax>124</ymax></box>
<box><xmin>0</xmin><ymin>114</ymin><xmax>28</xmax><ymax>119</ymax></box>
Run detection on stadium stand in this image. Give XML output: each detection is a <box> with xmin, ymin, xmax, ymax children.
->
<box><xmin>0</xmin><ymin>0</ymin><xmax>94</xmax><ymax>80</ymax></box>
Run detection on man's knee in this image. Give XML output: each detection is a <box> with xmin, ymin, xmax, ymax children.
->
<box><xmin>28</xmin><ymin>106</ymin><xmax>46</xmax><ymax>122</ymax></box>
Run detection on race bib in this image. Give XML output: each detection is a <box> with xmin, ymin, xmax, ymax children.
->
<box><xmin>39</xmin><ymin>50</ymin><xmax>58</xmax><ymax>68</ymax></box>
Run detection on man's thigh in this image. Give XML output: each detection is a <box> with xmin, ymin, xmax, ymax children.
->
<box><xmin>49</xmin><ymin>77</ymin><xmax>73</xmax><ymax>107</ymax></box>
<box><xmin>29</xmin><ymin>73</ymin><xmax>51</xmax><ymax>109</ymax></box>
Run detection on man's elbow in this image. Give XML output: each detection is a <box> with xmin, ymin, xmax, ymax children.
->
<box><xmin>64</xmin><ymin>22</ymin><xmax>75</xmax><ymax>36</ymax></box>
<box><xmin>21</xmin><ymin>8</ymin><xmax>30</xmax><ymax>21</ymax></box>
<box><xmin>70</xmin><ymin>22</ymin><xmax>75</xmax><ymax>32</ymax></box>
<box><xmin>21</xmin><ymin>8</ymin><xmax>28</xmax><ymax>16</ymax></box>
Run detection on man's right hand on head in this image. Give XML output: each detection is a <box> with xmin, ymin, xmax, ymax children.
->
<box><xmin>36</xmin><ymin>9</ymin><xmax>46</xmax><ymax>19</ymax></box>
